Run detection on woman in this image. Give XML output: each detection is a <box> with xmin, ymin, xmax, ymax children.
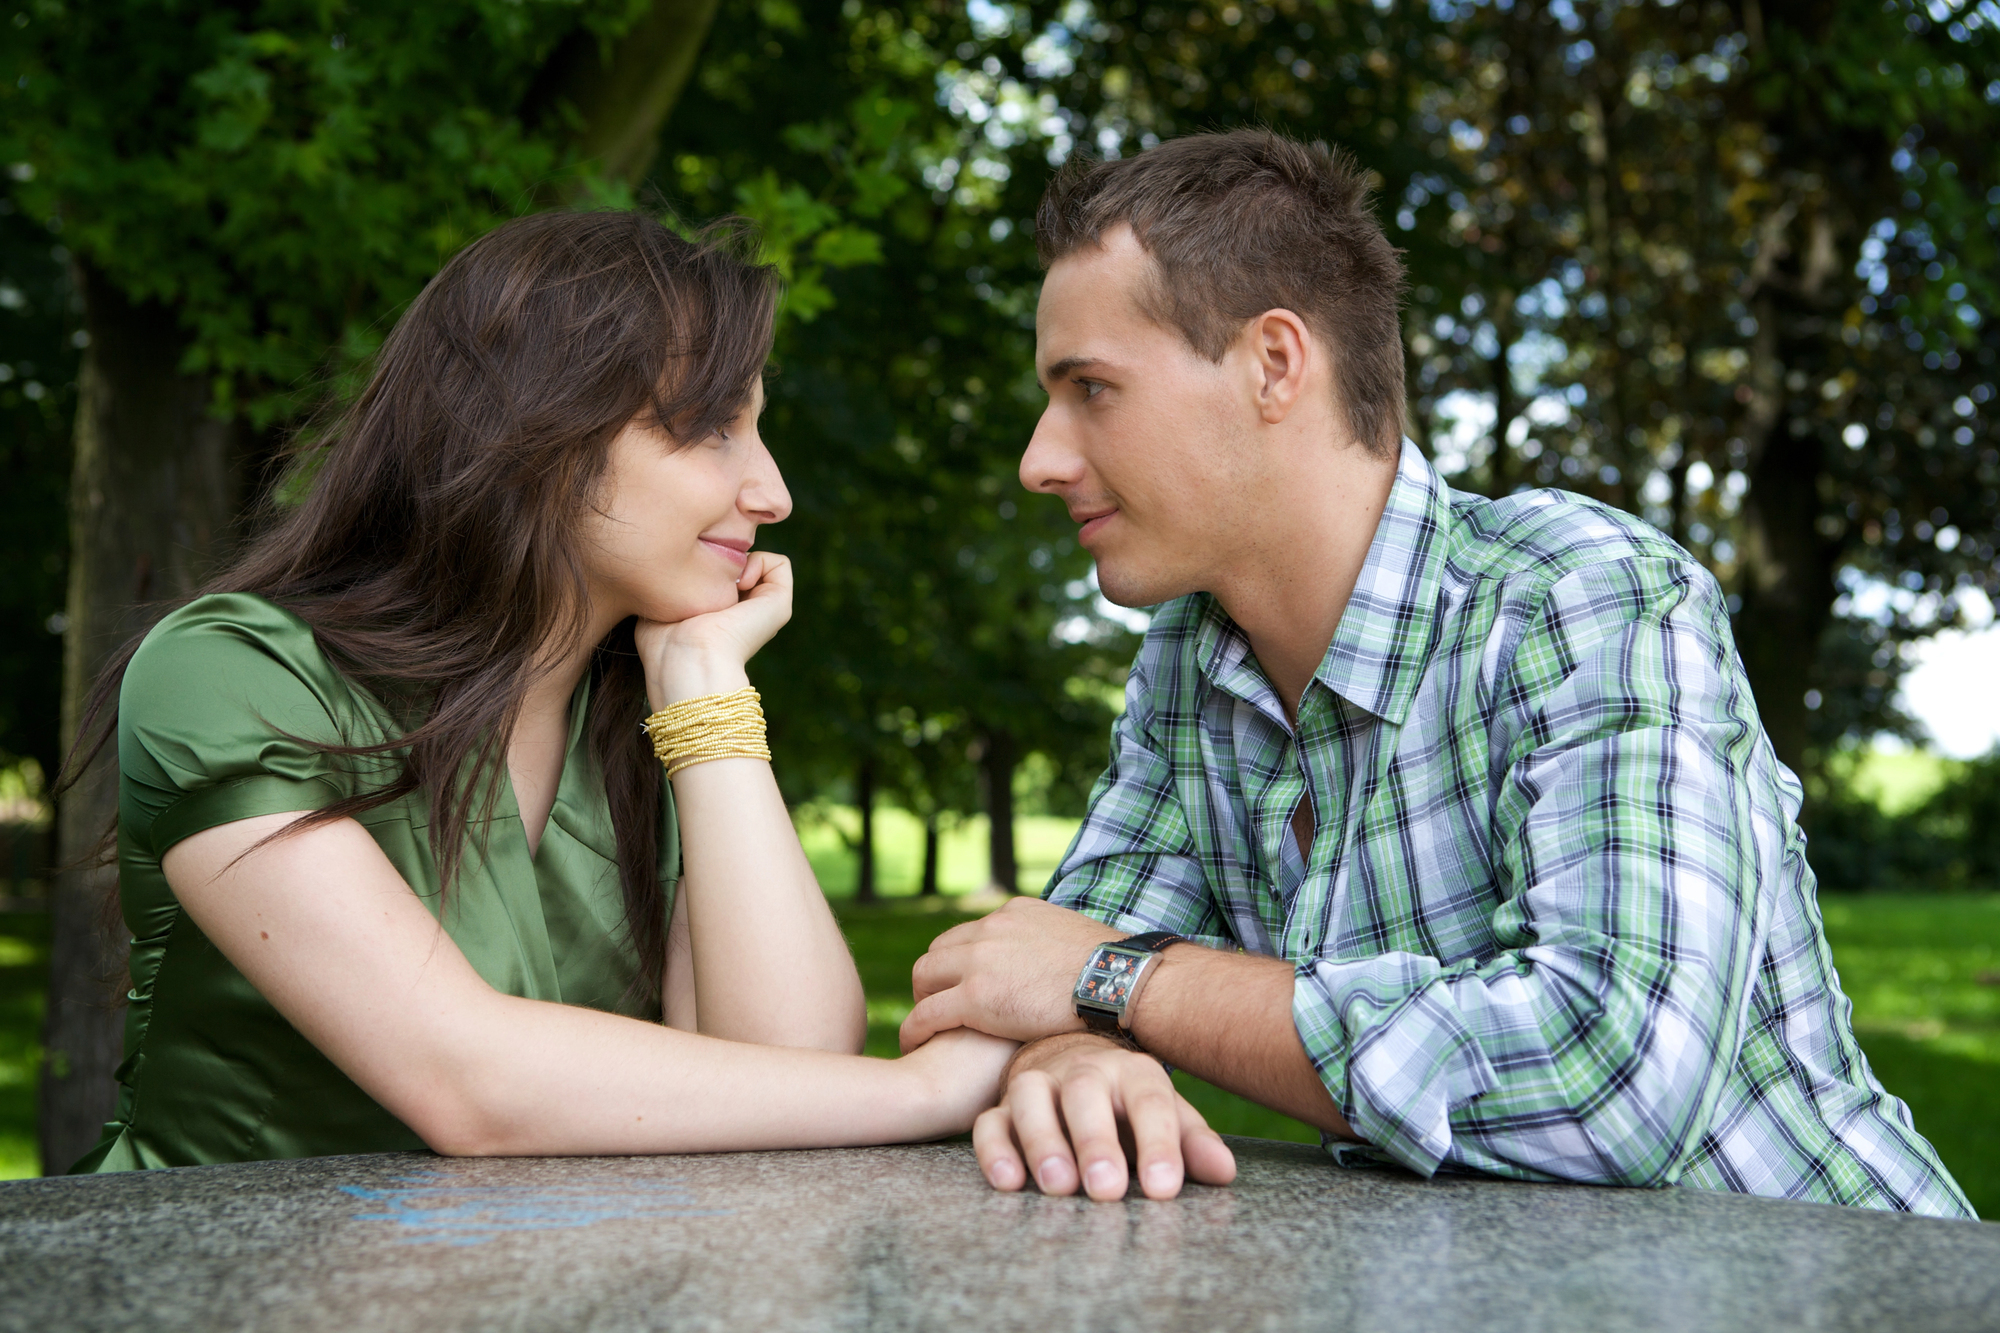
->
<box><xmin>64</xmin><ymin>210</ymin><xmax>1014</xmax><ymax>1172</ymax></box>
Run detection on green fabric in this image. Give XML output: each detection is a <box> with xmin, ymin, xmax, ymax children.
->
<box><xmin>73</xmin><ymin>592</ymin><xmax>676</xmax><ymax>1173</ymax></box>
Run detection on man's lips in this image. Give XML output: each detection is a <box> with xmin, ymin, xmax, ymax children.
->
<box><xmin>699</xmin><ymin>536</ymin><xmax>751</xmax><ymax>569</ymax></box>
<box><xmin>1072</xmin><ymin>509</ymin><xmax>1116</xmax><ymax>542</ymax></box>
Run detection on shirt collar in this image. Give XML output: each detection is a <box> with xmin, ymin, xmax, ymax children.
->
<box><xmin>1194</xmin><ymin>439</ymin><xmax>1450</xmax><ymax>726</ymax></box>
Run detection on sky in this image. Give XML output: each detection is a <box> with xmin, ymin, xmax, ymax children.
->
<box><xmin>1901</xmin><ymin>622</ymin><xmax>2000</xmax><ymax>759</ymax></box>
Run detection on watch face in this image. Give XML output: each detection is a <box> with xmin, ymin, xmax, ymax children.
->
<box><xmin>1076</xmin><ymin>946</ymin><xmax>1145</xmax><ymax>1010</ymax></box>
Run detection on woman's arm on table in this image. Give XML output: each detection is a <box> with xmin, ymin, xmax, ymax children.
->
<box><xmin>164</xmin><ymin>811</ymin><xmax>1011</xmax><ymax>1158</ymax></box>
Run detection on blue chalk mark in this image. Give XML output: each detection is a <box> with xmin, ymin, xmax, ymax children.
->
<box><xmin>340</xmin><ymin>1171</ymin><xmax>730</xmax><ymax>1246</ymax></box>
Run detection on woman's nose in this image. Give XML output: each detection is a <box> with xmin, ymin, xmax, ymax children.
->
<box><xmin>743</xmin><ymin>434</ymin><xmax>792</xmax><ymax>524</ymax></box>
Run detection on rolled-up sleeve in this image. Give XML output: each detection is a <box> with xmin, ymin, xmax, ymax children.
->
<box><xmin>1292</xmin><ymin>558</ymin><xmax>1772</xmax><ymax>1185</ymax></box>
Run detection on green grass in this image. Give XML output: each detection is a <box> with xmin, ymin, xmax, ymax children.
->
<box><xmin>1832</xmin><ymin>744</ymin><xmax>1955</xmax><ymax>816</ymax></box>
<box><xmin>795</xmin><ymin>804</ymin><xmax>1084</xmax><ymax>898</ymax></box>
<box><xmin>1818</xmin><ymin>894</ymin><xmax>2000</xmax><ymax>1217</ymax></box>
<box><xmin>0</xmin><ymin>910</ymin><xmax>47</xmax><ymax>1180</ymax></box>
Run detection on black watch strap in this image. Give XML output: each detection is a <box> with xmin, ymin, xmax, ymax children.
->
<box><xmin>1118</xmin><ymin>931</ymin><xmax>1186</xmax><ymax>954</ymax></box>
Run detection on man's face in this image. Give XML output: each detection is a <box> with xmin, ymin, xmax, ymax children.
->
<box><xmin>1021</xmin><ymin>226</ymin><xmax>1269</xmax><ymax>609</ymax></box>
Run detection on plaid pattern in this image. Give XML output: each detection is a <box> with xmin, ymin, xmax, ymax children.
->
<box><xmin>1047</xmin><ymin>441</ymin><xmax>1975</xmax><ymax>1219</ymax></box>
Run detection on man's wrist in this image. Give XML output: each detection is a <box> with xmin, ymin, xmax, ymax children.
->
<box><xmin>1122</xmin><ymin>940</ymin><xmax>1194</xmax><ymax>1054</ymax></box>
<box><xmin>1003</xmin><ymin>1031</ymin><xmax>1125</xmax><ymax>1086</ymax></box>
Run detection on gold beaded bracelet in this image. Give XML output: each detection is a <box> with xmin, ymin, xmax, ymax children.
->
<box><xmin>640</xmin><ymin>686</ymin><xmax>772</xmax><ymax>779</ymax></box>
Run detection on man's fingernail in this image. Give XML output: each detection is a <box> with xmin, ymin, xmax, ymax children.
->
<box><xmin>1084</xmin><ymin>1160</ymin><xmax>1122</xmax><ymax>1194</ymax></box>
<box><xmin>1143</xmin><ymin>1162</ymin><xmax>1178</xmax><ymax>1193</ymax></box>
<box><xmin>1038</xmin><ymin>1156</ymin><xmax>1069</xmax><ymax>1187</ymax></box>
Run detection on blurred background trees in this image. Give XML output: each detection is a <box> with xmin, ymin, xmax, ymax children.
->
<box><xmin>1</xmin><ymin>0</ymin><xmax>1996</xmax><ymax>1166</ymax></box>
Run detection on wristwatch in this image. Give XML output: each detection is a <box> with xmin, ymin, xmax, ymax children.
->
<box><xmin>1072</xmin><ymin>931</ymin><xmax>1186</xmax><ymax>1037</ymax></box>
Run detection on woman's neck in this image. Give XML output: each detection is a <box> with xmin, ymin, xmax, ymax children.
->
<box><xmin>509</xmin><ymin>615</ymin><xmax>613</xmax><ymax>857</ymax></box>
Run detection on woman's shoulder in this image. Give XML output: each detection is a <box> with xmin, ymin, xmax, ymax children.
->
<box><xmin>127</xmin><ymin>592</ymin><xmax>335</xmax><ymax>689</ymax></box>
<box><xmin>121</xmin><ymin>591</ymin><xmax>382</xmax><ymax>745</ymax></box>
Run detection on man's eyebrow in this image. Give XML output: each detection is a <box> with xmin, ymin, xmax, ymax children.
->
<box><xmin>1036</xmin><ymin>355</ymin><xmax>1104</xmax><ymax>391</ymax></box>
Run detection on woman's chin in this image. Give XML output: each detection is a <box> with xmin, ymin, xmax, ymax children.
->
<box><xmin>634</xmin><ymin>585</ymin><xmax>741</xmax><ymax>626</ymax></box>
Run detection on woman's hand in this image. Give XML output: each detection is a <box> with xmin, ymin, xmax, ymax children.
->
<box><xmin>898</xmin><ymin>1027</ymin><xmax>1021</xmax><ymax>1136</ymax></box>
<box><xmin>636</xmin><ymin>551</ymin><xmax>793</xmax><ymax>706</ymax></box>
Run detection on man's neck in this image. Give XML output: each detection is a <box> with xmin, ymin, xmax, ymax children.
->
<box><xmin>1210</xmin><ymin>446</ymin><xmax>1398</xmax><ymax>724</ymax></box>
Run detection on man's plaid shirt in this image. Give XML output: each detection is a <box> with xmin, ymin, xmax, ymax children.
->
<box><xmin>1046</xmin><ymin>441</ymin><xmax>1974</xmax><ymax>1219</ymax></box>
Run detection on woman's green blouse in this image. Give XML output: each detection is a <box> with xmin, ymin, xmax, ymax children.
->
<box><xmin>74</xmin><ymin>592</ymin><xmax>676</xmax><ymax>1173</ymax></box>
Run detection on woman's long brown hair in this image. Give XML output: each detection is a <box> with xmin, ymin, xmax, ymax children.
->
<box><xmin>59</xmin><ymin>210</ymin><xmax>779</xmax><ymax>1001</ymax></box>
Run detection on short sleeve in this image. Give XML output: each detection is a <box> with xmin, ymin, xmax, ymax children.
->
<box><xmin>118</xmin><ymin>594</ymin><xmax>377</xmax><ymax>860</ymax></box>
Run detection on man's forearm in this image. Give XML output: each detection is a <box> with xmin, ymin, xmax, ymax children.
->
<box><xmin>1122</xmin><ymin>944</ymin><xmax>1355</xmax><ymax>1138</ymax></box>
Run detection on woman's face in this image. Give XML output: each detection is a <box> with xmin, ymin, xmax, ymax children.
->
<box><xmin>582</xmin><ymin>382</ymin><xmax>791</xmax><ymax>628</ymax></box>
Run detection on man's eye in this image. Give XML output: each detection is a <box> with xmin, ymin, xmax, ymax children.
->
<box><xmin>1079</xmin><ymin>379</ymin><xmax>1105</xmax><ymax>399</ymax></box>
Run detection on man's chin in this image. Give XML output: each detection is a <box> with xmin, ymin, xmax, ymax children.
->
<box><xmin>1093</xmin><ymin>561</ymin><xmax>1182</xmax><ymax>612</ymax></box>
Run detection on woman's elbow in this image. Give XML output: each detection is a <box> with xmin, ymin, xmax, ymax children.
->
<box><xmin>389</xmin><ymin>1071</ymin><xmax>522</xmax><ymax>1158</ymax></box>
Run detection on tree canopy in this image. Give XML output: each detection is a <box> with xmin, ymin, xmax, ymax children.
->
<box><xmin>3</xmin><ymin>0</ymin><xmax>1998</xmax><ymax>841</ymax></box>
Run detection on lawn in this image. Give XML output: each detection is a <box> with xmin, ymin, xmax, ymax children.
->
<box><xmin>0</xmin><ymin>909</ymin><xmax>46</xmax><ymax>1180</ymax></box>
<box><xmin>3</xmin><ymin>893</ymin><xmax>1993</xmax><ymax>1220</ymax></box>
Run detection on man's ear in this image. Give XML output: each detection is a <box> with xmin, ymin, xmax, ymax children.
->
<box><xmin>1247</xmin><ymin>309</ymin><xmax>1312</xmax><ymax>425</ymax></box>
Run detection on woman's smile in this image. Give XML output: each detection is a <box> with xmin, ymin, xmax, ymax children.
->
<box><xmin>699</xmin><ymin>534</ymin><xmax>751</xmax><ymax>571</ymax></box>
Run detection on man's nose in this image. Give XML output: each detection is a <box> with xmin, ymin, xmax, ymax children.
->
<box><xmin>1020</xmin><ymin>404</ymin><xmax>1082</xmax><ymax>495</ymax></box>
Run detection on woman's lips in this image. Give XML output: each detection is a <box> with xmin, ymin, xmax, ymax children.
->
<box><xmin>699</xmin><ymin>538</ymin><xmax>750</xmax><ymax>570</ymax></box>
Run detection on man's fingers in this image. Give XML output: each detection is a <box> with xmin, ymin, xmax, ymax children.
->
<box><xmin>897</xmin><ymin>990</ymin><xmax>963</xmax><ymax>1054</ymax></box>
<box><xmin>909</xmin><ymin>941</ymin><xmax>969</xmax><ymax>1002</ymax></box>
<box><xmin>1121</xmin><ymin>1074</ymin><xmax>1188</xmax><ymax>1200</ymax></box>
<box><xmin>1006</xmin><ymin>1070</ymin><xmax>1080</xmax><ymax>1196</ymax></box>
<box><xmin>1057</xmin><ymin>1067</ymin><xmax>1131</xmax><ymax>1201</ymax></box>
<box><xmin>1179</xmin><ymin>1098</ymin><xmax>1238</xmax><ymax>1186</ymax></box>
<box><xmin>972</xmin><ymin>1106</ymin><xmax>1028</xmax><ymax>1192</ymax></box>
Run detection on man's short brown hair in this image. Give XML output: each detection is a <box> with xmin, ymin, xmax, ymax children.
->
<box><xmin>1036</xmin><ymin>129</ymin><xmax>1406</xmax><ymax>456</ymax></box>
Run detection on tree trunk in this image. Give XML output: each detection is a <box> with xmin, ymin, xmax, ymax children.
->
<box><xmin>919</xmin><ymin>815</ymin><xmax>939</xmax><ymax>897</ymax></box>
<box><xmin>525</xmin><ymin>0</ymin><xmax>726</xmax><ymax>189</ymax></box>
<box><xmin>853</xmin><ymin>757</ymin><xmax>876</xmax><ymax>903</ymax></box>
<box><xmin>1732</xmin><ymin>413</ymin><xmax>1834</xmax><ymax>780</ymax></box>
<box><xmin>981</xmin><ymin>728</ymin><xmax>1018</xmax><ymax>895</ymax></box>
<box><xmin>40</xmin><ymin>265</ymin><xmax>253</xmax><ymax>1175</ymax></box>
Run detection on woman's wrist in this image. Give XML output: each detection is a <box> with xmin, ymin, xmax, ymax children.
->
<box><xmin>646</xmin><ymin>651</ymin><xmax>751</xmax><ymax>710</ymax></box>
<box><xmin>894</xmin><ymin>1045</ymin><xmax>979</xmax><ymax>1139</ymax></box>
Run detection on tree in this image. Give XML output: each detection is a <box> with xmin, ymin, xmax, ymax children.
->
<box><xmin>2</xmin><ymin>0</ymin><xmax>725</xmax><ymax>1175</ymax></box>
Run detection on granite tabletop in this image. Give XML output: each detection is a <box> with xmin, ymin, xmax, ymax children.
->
<box><xmin>0</xmin><ymin>1137</ymin><xmax>1993</xmax><ymax>1333</ymax></box>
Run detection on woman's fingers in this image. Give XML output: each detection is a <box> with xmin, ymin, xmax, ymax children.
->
<box><xmin>739</xmin><ymin>549</ymin><xmax>792</xmax><ymax>596</ymax></box>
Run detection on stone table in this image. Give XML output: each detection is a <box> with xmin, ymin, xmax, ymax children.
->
<box><xmin>0</xmin><ymin>1138</ymin><xmax>1993</xmax><ymax>1332</ymax></box>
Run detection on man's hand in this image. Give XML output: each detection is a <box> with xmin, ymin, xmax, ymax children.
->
<box><xmin>900</xmin><ymin>897</ymin><xmax>1125</xmax><ymax>1053</ymax></box>
<box><xmin>973</xmin><ymin>1033</ymin><xmax>1237</xmax><ymax>1201</ymax></box>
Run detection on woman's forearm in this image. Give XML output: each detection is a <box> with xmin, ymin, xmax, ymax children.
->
<box><xmin>428</xmin><ymin>993</ymin><xmax>963</xmax><ymax>1157</ymax></box>
<box><xmin>166</xmin><ymin>812</ymin><xmax>993</xmax><ymax>1160</ymax></box>
<box><xmin>670</xmin><ymin>752</ymin><xmax>866</xmax><ymax>1051</ymax></box>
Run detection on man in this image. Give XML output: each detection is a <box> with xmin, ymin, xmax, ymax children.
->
<box><xmin>901</xmin><ymin>129</ymin><xmax>1974</xmax><ymax>1219</ymax></box>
